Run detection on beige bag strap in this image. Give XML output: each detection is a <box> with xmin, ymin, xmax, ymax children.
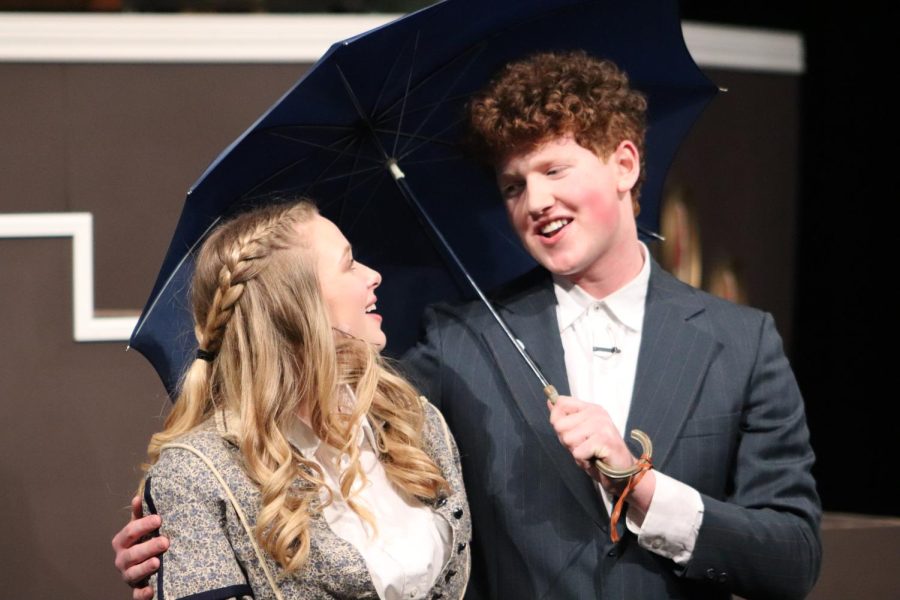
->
<box><xmin>160</xmin><ymin>443</ymin><xmax>285</xmax><ymax>600</ymax></box>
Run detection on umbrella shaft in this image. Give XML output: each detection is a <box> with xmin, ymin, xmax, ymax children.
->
<box><xmin>387</xmin><ymin>160</ymin><xmax>551</xmax><ymax>390</ymax></box>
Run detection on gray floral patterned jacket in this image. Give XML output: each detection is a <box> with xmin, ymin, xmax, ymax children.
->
<box><xmin>142</xmin><ymin>400</ymin><xmax>471</xmax><ymax>600</ymax></box>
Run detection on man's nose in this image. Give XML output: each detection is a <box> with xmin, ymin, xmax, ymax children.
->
<box><xmin>524</xmin><ymin>177</ymin><xmax>554</xmax><ymax>217</ymax></box>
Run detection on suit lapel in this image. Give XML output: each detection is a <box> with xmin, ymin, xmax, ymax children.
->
<box><xmin>625</xmin><ymin>262</ymin><xmax>722</xmax><ymax>470</ymax></box>
<box><xmin>481</xmin><ymin>274</ymin><xmax>608</xmax><ymax>527</ymax></box>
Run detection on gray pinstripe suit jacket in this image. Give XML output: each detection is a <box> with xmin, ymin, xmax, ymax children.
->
<box><xmin>402</xmin><ymin>260</ymin><xmax>821</xmax><ymax>600</ymax></box>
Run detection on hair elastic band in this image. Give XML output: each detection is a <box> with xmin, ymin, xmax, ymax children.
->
<box><xmin>196</xmin><ymin>348</ymin><xmax>217</xmax><ymax>362</ymax></box>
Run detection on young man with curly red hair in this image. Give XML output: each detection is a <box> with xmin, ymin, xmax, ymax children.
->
<box><xmin>114</xmin><ymin>51</ymin><xmax>820</xmax><ymax>600</ymax></box>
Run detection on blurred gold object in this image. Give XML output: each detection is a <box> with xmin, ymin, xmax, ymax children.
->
<box><xmin>707</xmin><ymin>259</ymin><xmax>748</xmax><ymax>305</ymax></box>
<box><xmin>659</xmin><ymin>186</ymin><xmax>702</xmax><ymax>288</ymax></box>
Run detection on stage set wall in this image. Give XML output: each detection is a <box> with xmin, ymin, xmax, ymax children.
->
<box><xmin>0</xmin><ymin>15</ymin><xmax>895</xmax><ymax>599</ymax></box>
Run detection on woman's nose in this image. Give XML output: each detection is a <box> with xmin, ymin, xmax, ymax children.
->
<box><xmin>365</xmin><ymin>263</ymin><xmax>382</xmax><ymax>288</ymax></box>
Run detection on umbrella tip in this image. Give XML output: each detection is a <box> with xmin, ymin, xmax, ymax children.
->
<box><xmin>638</xmin><ymin>226</ymin><xmax>666</xmax><ymax>242</ymax></box>
<box><xmin>386</xmin><ymin>159</ymin><xmax>406</xmax><ymax>181</ymax></box>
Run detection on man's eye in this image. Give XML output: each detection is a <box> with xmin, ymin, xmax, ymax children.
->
<box><xmin>502</xmin><ymin>183</ymin><xmax>523</xmax><ymax>199</ymax></box>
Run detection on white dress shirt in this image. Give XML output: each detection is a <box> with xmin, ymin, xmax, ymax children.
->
<box><xmin>553</xmin><ymin>243</ymin><xmax>703</xmax><ymax>565</ymax></box>
<box><xmin>284</xmin><ymin>415</ymin><xmax>451</xmax><ymax>600</ymax></box>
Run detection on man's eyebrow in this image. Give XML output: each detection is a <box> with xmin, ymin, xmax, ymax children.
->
<box><xmin>498</xmin><ymin>155</ymin><xmax>560</xmax><ymax>179</ymax></box>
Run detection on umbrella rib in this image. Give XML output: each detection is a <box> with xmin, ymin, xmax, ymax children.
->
<box><xmin>372</xmin><ymin>128</ymin><xmax>457</xmax><ymax>148</ymax></box>
<box><xmin>264</xmin><ymin>129</ymin><xmax>384</xmax><ymax>166</ymax></box>
<box><xmin>377</xmin><ymin>90</ymin><xmax>480</xmax><ymax>121</ymax></box>
<box><xmin>370</xmin><ymin>33</ymin><xmax>412</xmax><ymax>134</ymax></box>
<box><xmin>398</xmin><ymin>115</ymin><xmax>467</xmax><ymax>161</ymax></box>
<box><xmin>344</xmin><ymin>173</ymin><xmax>388</xmax><ymax>234</ymax></box>
<box><xmin>268</xmin><ymin>167</ymin><xmax>383</xmax><ymax>214</ymax></box>
<box><xmin>337</xmin><ymin>135</ymin><xmax>369</xmax><ymax>225</ymax></box>
<box><xmin>333</xmin><ymin>166</ymin><xmax>383</xmax><ymax>200</ymax></box>
<box><xmin>374</xmin><ymin>40</ymin><xmax>486</xmax><ymax>124</ymax></box>
<box><xmin>239</xmin><ymin>137</ymin><xmax>363</xmax><ymax>201</ymax></box>
<box><xmin>268</xmin><ymin>124</ymin><xmax>357</xmax><ymax>132</ymax></box>
<box><xmin>391</xmin><ymin>30</ymin><xmax>421</xmax><ymax>159</ymax></box>
<box><xmin>397</xmin><ymin>42</ymin><xmax>486</xmax><ymax>158</ymax></box>
<box><xmin>296</xmin><ymin>136</ymin><xmax>381</xmax><ymax>194</ymax></box>
<box><xmin>336</xmin><ymin>63</ymin><xmax>391</xmax><ymax>164</ymax></box>
<box><xmin>301</xmin><ymin>164</ymin><xmax>384</xmax><ymax>189</ymax></box>
<box><xmin>256</xmin><ymin>168</ymin><xmax>383</xmax><ymax>215</ymax></box>
<box><xmin>396</xmin><ymin>153</ymin><xmax>468</xmax><ymax>166</ymax></box>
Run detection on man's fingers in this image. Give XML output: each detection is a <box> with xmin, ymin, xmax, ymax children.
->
<box><xmin>122</xmin><ymin>554</ymin><xmax>161</xmax><ymax>587</ymax></box>
<box><xmin>551</xmin><ymin>395</ymin><xmax>584</xmax><ymax>412</ymax></box>
<box><xmin>113</xmin><ymin>515</ymin><xmax>162</xmax><ymax>554</ymax></box>
<box><xmin>554</xmin><ymin>411</ymin><xmax>619</xmax><ymax>448</ymax></box>
<box><xmin>570</xmin><ymin>435</ymin><xmax>605</xmax><ymax>460</ymax></box>
<box><xmin>114</xmin><ymin>533</ymin><xmax>168</xmax><ymax>574</ymax></box>
<box><xmin>130</xmin><ymin>495</ymin><xmax>144</xmax><ymax>521</ymax></box>
<box><xmin>133</xmin><ymin>587</ymin><xmax>154</xmax><ymax>600</ymax></box>
<box><xmin>548</xmin><ymin>395</ymin><xmax>587</xmax><ymax>422</ymax></box>
<box><xmin>559</xmin><ymin>420</ymin><xmax>598</xmax><ymax>447</ymax></box>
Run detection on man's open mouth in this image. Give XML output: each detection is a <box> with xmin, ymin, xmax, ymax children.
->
<box><xmin>539</xmin><ymin>218</ymin><xmax>572</xmax><ymax>237</ymax></box>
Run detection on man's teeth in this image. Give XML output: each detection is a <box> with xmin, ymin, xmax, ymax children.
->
<box><xmin>540</xmin><ymin>219</ymin><xmax>571</xmax><ymax>236</ymax></box>
<box><xmin>365</xmin><ymin>304</ymin><xmax>376</xmax><ymax>313</ymax></box>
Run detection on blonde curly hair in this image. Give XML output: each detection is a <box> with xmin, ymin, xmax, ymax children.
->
<box><xmin>142</xmin><ymin>199</ymin><xmax>448</xmax><ymax>574</ymax></box>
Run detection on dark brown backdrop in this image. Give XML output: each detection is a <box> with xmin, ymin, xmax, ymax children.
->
<box><xmin>0</xmin><ymin>61</ymin><xmax>819</xmax><ymax>597</ymax></box>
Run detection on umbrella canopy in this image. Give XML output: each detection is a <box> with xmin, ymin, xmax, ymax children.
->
<box><xmin>131</xmin><ymin>0</ymin><xmax>717</xmax><ymax>395</ymax></box>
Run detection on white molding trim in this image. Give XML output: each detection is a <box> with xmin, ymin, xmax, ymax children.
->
<box><xmin>682</xmin><ymin>22</ymin><xmax>803</xmax><ymax>74</ymax></box>
<box><xmin>0</xmin><ymin>213</ymin><xmax>138</xmax><ymax>342</ymax></box>
<box><xmin>0</xmin><ymin>13</ymin><xmax>803</xmax><ymax>73</ymax></box>
<box><xmin>0</xmin><ymin>13</ymin><xmax>391</xmax><ymax>63</ymax></box>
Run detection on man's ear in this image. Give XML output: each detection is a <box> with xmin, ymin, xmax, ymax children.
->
<box><xmin>613</xmin><ymin>140</ymin><xmax>640</xmax><ymax>194</ymax></box>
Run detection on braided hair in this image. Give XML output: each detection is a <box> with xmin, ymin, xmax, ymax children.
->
<box><xmin>142</xmin><ymin>199</ymin><xmax>448</xmax><ymax>574</ymax></box>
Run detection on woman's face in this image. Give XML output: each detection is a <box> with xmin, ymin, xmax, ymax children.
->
<box><xmin>305</xmin><ymin>214</ymin><xmax>386</xmax><ymax>350</ymax></box>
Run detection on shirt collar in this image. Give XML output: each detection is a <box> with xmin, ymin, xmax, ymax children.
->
<box><xmin>283</xmin><ymin>413</ymin><xmax>378</xmax><ymax>459</ymax></box>
<box><xmin>553</xmin><ymin>242</ymin><xmax>651</xmax><ymax>333</ymax></box>
<box><xmin>284</xmin><ymin>415</ymin><xmax>324</xmax><ymax>456</ymax></box>
<box><xmin>214</xmin><ymin>386</ymin><xmax>378</xmax><ymax>458</ymax></box>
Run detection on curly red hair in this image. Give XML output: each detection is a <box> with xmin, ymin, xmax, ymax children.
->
<box><xmin>467</xmin><ymin>51</ymin><xmax>648</xmax><ymax>212</ymax></box>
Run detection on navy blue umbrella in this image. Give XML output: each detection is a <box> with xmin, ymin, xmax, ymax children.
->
<box><xmin>130</xmin><ymin>0</ymin><xmax>717</xmax><ymax>396</ymax></box>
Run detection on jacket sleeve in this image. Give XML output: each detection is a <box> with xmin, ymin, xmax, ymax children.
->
<box><xmin>683</xmin><ymin>312</ymin><xmax>822</xmax><ymax>600</ymax></box>
<box><xmin>401</xmin><ymin>305</ymin><xmax>447</xmax><ymax>411</ymax></box>
<box><xmin>142</xmin><ymin>448</ymin><xmax>254</xmax><ymax>600</ymax></box>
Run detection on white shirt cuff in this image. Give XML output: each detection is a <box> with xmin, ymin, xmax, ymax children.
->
<box><xmin>625</xmin><ymin>471</ymin><xmax>704</xmax><ymax>565</ymax></box>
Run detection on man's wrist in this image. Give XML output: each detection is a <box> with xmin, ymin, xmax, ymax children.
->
<box><xmin>626</xmin><ymin>468</ymin><xmax>656</xmax><ymax>517</ymax></box>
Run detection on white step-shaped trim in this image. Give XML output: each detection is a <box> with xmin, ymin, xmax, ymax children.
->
<box><xmin>0</xmin><ymin>13</ymin><xmax>803</xmax><ymax>73</ymax></box>
<box><xmin>0</xmin><ymin>212</ymin><xmax>138</xmax><ymax>342</ymax></box>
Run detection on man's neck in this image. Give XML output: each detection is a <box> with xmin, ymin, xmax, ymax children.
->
<box><xmin>565</xmin><ymin>241</ymin><xmax>645</xmax><ymax>300</ymax></box>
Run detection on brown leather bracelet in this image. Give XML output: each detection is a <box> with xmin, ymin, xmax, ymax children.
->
<box><xmin>609</xmin><ymin>453</ymin><xmax>653</xmax><ymax>543</ymax></box>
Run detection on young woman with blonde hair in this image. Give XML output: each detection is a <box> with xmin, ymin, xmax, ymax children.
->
<box><xmin>138</xmin><ymin>199</ymin><xmax>470</xmax><ymax>600</ymax></box>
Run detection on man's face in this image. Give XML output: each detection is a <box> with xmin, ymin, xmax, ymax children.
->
<box><xmin>497</xmin><ymin>135</ymin><xmax>639</xmax><ymax>285</ymax></box>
